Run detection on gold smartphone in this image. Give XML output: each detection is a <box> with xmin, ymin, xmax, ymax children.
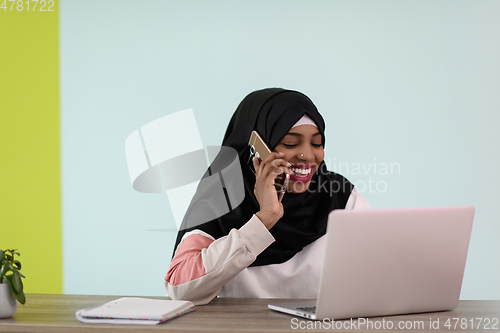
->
<box><xmin>247</xmin><ymin>131</ymin><xmax>289</xmax><ymax>202</ymax></box>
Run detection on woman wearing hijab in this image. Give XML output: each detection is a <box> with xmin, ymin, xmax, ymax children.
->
<box><xmin>165</xmin><ymin>88</ymin><xmax>370</xmax><ymax>305</ymax></box>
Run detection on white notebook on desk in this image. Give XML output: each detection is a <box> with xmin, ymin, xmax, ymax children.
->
<box><xmin>76</xmin><ymin>297</ymin><xmax>194</xmax><ymax>325</ymax></box>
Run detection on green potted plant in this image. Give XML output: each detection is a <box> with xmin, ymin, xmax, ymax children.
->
<box><xmin>0</xmin><ymin>249</ymin><xmax>26</xmax><ymax>318</ymax></box>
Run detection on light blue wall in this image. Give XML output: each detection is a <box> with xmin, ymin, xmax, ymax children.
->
<box><xmin>61</xmin><ymin>0</ymin><xmax>500</xmax><ymax>299</ymax></box>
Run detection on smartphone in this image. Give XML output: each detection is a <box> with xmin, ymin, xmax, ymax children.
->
<box><xmin>247</xmin><ymin>131</ymin><xmax>289</xmax><ymax>202</ymax></box>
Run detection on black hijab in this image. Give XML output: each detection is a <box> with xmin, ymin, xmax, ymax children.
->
<box><xmin>173</xmin><ymin>88</ymin><xmax>353</xmax><ymax>266</ymax></box>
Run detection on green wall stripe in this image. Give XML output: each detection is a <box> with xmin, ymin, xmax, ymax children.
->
<box><xmin>0</xmin><ymin>4</ymin><xmax>62</xmax><ymax>294</ymax></box>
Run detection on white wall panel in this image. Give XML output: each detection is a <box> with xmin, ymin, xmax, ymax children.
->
<box><xmin>61</xmin><ymin>0</ymin><xmax>500</xmax><ymax>298</ymax></box>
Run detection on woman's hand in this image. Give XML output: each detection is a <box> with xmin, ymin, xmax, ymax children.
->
<box><xmin>253</xmin><ymin>152</ymin><xmax>292</xmax><ymax>230</ymax></box>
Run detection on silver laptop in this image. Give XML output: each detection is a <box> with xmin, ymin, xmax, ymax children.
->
<box><xmin>269</xmin><ymin>206</ymin><xmax>474</xmax><ymax>320</ymax></box>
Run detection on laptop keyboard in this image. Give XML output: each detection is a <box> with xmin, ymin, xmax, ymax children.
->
<box><xmin>297</xmin><ymin>306</ymin><xmax>316</xmax><ymax>313</ymax></box>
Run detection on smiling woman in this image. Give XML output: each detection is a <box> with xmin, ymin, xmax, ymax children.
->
<box><xmin>274</xmin><ymin>120</ymin><xmax>325</xmax><ymax>193</ymax></box>
<box><xmin>164</xmin><ymin>88</ymin><xmax>371</xmax><ymax>305</ymax></box>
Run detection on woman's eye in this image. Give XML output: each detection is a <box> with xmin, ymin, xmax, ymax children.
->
<box><xmin>282</xmin><ymin>143</ymin><xmax>298</xmax><ymax>148</ymax></box>
<box><xmin>311</xmin><ymin>143</ymin><xmax>322</xmax><ymax>147</ymax></box>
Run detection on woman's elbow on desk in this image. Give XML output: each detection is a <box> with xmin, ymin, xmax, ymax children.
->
<box><xmin>164</xmin><ymin>279</ymin><xmax>220</xmax><ymax>306</ymax></box>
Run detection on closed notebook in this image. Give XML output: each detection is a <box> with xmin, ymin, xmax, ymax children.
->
<box><xmin>75</xmin><ymin>297</ymin><xmax>195</xmax><ymax>325</ymax></box>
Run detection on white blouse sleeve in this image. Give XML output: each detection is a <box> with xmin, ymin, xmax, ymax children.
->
<box><xmin>165</xmin><ymin>215</ymin><xmax>275</xmax><ymax>305</ymax></box>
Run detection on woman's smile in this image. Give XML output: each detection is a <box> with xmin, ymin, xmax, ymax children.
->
<box><xmin>289</xmin><ymin>164</ymin><xmax>314</xmax><ymax>182</ymax></box>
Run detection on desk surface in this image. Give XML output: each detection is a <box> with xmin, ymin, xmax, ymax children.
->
<box><xmin>0</xmin><ymin>294</ymin><xmax>498</xmax><ymax>332</ymax></box>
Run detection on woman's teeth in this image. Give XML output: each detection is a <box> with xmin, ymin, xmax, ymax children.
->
<box><xmin>290</xmin><ymin>167</ymin><xmax>311</xmax><ymax>177</ymax></box>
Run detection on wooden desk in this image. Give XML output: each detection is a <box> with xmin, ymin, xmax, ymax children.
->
<box><xmin>0</xmin><ymin>294</ymin><xmax>498</xmax><ymax>332</ymax></box>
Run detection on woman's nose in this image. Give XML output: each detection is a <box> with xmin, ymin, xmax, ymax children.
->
<box><xmin>297</xmin><ymin>147</ymin><xmax>314</xmax><ymax>161</ymax></box>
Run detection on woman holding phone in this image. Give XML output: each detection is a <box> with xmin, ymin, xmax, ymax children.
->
<box><xmin>165</xmin><ymin>88</ymin><xmax>370</xmax><ymax>305</ymax></box>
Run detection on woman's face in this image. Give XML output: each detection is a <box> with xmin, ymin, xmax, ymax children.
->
<box><xmin>274</xmin><ymin>124</ymin><xmax>325</xmax><ymax>194</ymax></box>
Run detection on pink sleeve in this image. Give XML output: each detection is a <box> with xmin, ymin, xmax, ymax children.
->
<box><xmin>165</xmin><ymin>233</ymin><xmax>214</xmax><ymax>286</ymax></box>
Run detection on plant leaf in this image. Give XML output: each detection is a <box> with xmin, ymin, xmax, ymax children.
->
<box><xmin>0</xmin><ymin>262</ymin><xmax>11</xmax><ymax>276</ymax></box>
<box><xmin>0</xmin><ymin>250</ymin><xmax>4</xmax><ymax>262</ymax></box>
<box><xmin>13</xmin><ymin>290</ymin><xmax>26</xmax><ymax>305</ymax></box>
<box><xmin>19</xmin><ymin>271</ymin><xmax>26</xmax><ymax>278</ymax></box>
<box><xmin>14</xmin><ymin>260</ymin><xmax>21</xmax><ymax>271</ymax></box>
<box><xmin>12</xmin><ymin>269</ymin><xmax>23</xmax><ymax>293</ymax></box>
<box><xmin>3</xmin><ymin>274</ymin><xmax>14</xmax><ymax>290</ymax></box>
